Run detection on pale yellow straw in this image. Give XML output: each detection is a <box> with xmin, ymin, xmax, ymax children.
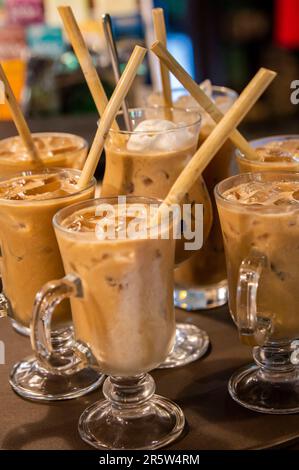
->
<box><xmin>58</xmin><ymin>5</ymin><xmax>119</xmax><ymax>130</ymax></box>
<box><xmin>152</xmin><ymin>8</ymin><xmax>173</xmax><ymax>109</ymax></box>
<box><xmin>161</xmin><ymin>67</ymin><xmax>276</xmax><ymax>208</ymax></box>
<box><xmin>151</xmin><ymin>40</ymin><xmax>261</xmax><ymax>161</ymax></box>
<box><xmin>77</xmin><ymin>46</ymin><xmax>146</xmax><ymax>189</ymax></box>
<box><xmin>0</xmin><ymin>63</ymin><xmax>41</xmax><ymax>163</ymax></box>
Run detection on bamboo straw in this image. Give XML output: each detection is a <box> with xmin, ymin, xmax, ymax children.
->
<box><xmin>58</xmin><ymin>5</ymin><xmax>119</xmax><ymax>130</ymax></box>
<box><xmin>162</xmin><ymin>68</ymin><xmax>276</xmax><ymax>207</ymax></box>
<box><xmin>152</xmin><ymin>8</ymin><xmax>173</xmax><ymax>109</ymax></box>
<box><xmin>151</xmin><ymin>40</ymin><xmax>260</xmax><ymax>161</ymax></box>
<box><xmin>0</xmin><ymin>63</ymin><xmax>40</xmax><ymax>163</ymax></box>
<box><xmin>77</xmin><ymin>46</ymin><xmax>146</xmax><ymax>189</ymax></box>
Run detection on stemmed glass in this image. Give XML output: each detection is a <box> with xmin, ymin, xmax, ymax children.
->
<box><xmin>174</xmin><ymin>86</ymin><xmax>238</xmax><ymax>311</ymax></box>
<box><xmin>0</xmin><ymin>168</ymin><xmax>103</xmax><ymax>400</ymax></box>
<box><xmin>216</xmin><ymin>172</ymin><xmax>299</xmax><ymax>413</ymax></box>
<box><xmin>102</xmin><ymin>106</ymin><xmax>212</xmax><ymax>368</ymax></box>
<box><xmin>31</xmin><ymin>196</ymin><xmax>185</xmax><ymax>449</ymax></box>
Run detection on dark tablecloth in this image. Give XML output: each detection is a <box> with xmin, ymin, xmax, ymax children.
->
<box><xmin>1</xmin><ymin>307</ymin><xmax>299</xmax><ymax>451</ymax></box>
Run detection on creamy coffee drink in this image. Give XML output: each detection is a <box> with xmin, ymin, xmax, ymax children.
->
<box><xmin>0</xmin><ymin>132</ymin><xmax>88</xmax><ymax>176</ymax></box>
<box><xmin>0</xmin><ymin>169</ymin><xmax>95</xmax><ymax>329</ymax></box>
<box><xmin>217</xmin><ymin>174</ymin><xmax>299</xmax><ymax>341</ymax></box>
<box><xmin>175</xmin><ymin>86</ymin><xmax>237</xmax><ymax>293</ymax></box>
<box><xmin>55</xmin><ymin>199</ymin><xmax>176</xmax><ymax>376</ymax></box>
<box><xmin>237</xmin><ymin>135</ymin><xmax>299</xmax><ymax>173</ymax></box>
<box><xmin>102</xmin><ymin>107</ymin><xmax>213</xmax><ymax>263</ymax></box>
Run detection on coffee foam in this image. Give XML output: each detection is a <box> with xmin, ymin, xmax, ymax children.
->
<box><xmin>127</xmin><ymin>119</ymin><xmax>195</xmax><ymax>152</ymax></box>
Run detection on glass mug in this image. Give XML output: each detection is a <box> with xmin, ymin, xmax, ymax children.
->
<box><xmin>0</xmin><ymin>168</ymin><xmax>103</xmax><ymax>401</ymax></box>
<box><xmin>102</xmin><ymin>106</ymin><xmax>212</xmax><ymax>368</ymax></box>
<box><xmin>32</xmin><ymin>197</ymin><xmax>185</xmax><ymax>450</ymax></box>
<box><xmin>0</xmin><ymin>132</ymin><xmax>88</xmax><ymax>177</ymax></box>
<box><xmin>236</xmin><ymin>134</ymin><xmax>299</xmax><ymax>173</ymax></box>
<box><xmin>174</xmin><ymin>86</ymin><xmax>238</xmax><ymax>311</ymax></box>
<box><xmin>216</xmin><ymin>172</ymin><xmax>299</xmax><ymax>413</ymax></box>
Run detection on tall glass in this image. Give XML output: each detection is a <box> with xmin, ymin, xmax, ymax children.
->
<box><xmin>0</xmin><ymin>132</ymin><xmax>88</xmax><ymax>177</ymax></box>
<box><xmin>102</xmin><ymin>106</ymin><xmax>213</xmax><ymax>367</ymax></box>
<box><xmin>0</xmin><ymin>168</ymin><xmax>103</xmax><ymax>400</ymax></box>
<box><xmin>216</xmin><ymin>172</ymin><xmax>299</xmax><ymax>413</ymax></box>
<box><xmin>32</xmin><ymin>197</ymin><xmax>185</xmax><ymax>450</ymax></box>
<box><xmin>236</xmin><ymin>134</ymin><xmax>299</xmax><ymax>173</ymax></box>
<box><xmin>174</xmin><ymin>86</ymin><xmax>238</xmax><ymax>310</ymax></box>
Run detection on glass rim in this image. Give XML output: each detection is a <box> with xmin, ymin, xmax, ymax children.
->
<box><xmin>0</xmin><ymin>168</ymin><xmax>96</xmax><ymax>205</ymax></box>
<box><xmin>106</xmin><ymin>106</ymin><xmax>202</xmax><ymax>136</ymax></box>
<box><xmin>151</xmin><ymin>84</ymin><xmax>238</xmax><ymax>98</ymax></box>
<box><xmin>236</xmin><ymin>134</ymin><xmax>299</xmax><ymax>164</ymax></box>
<box><xmin>53</xmin><ymin>195</ymin><xmax>166</xmax><ymax>237</ymax></box>
<box><xmin>215</xmin><ymin>171</ymin><xmax>299</xmax><ymax>211</ymax></box>
<box><xmin>0</xmin><ymin>131</ymin><xmax>88</xmax><ymax>153</ymax></box>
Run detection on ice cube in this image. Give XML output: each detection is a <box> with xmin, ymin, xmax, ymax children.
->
<box><xmin>273</xmin><ymin>198</ymin><xmax>298</xmax><ymax>206</ymax></box>
<box><xmin>51</xmin><ymin>145</ymin><xmax>77</xmax><ymax>156</ymax></box>
<box><xmin>246</xmin><ymin>190</ymin><xmax>269</xmax><ymax>203</ymax></box>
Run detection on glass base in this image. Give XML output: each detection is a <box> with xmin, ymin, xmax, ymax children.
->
<box><xmin>79</xmin><ymin>374</ymin><xmax>185</xmax><ymax>450</ymax></box>
<box><xmin>158</xmin><ymin>323</ymin><xmax>209</xmax><ymax>369</ymax></box>
<box><xmin>10</xmin><ymin>356</ymin><xmax>104</xmax><ymax>402</ymax></box>
<box><xmin>229</xmin><ymin>363</ymin><xmax>299</xmax><ymax>414</ymax></box>
<box><xmin>174</xmin><ymin>280</ymin><xmax>228</xmax><ymax>311</ymax></box>
<box><xmin>11</xmin><ymin>318</ymin><xmax>30</xmax><ymax>336</ymax></box>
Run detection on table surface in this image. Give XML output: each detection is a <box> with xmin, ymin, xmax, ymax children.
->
<box><xmin>1</xmin><ymin>308</ymin><xmax>299</xmax><ymax>451</ymax></box>
<box><xmin>1</xmin><ymin>115</ymin><xmax>299</xmax><ymax>450</ymax></box>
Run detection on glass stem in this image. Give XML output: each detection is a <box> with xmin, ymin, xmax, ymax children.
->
<box><xmin>50</xmin><ymin>326</ymin><xmax>74</xmax><ymax>353</ymax></box>
<box><xmin>253</xmin><ymin>341</ymin><xmax>299</xmax><ymax>381</ymax></box>
<box><xmin>103</xmin><ymin>374</ymin><xmax>156</xmax><ymax>412</ymax></box>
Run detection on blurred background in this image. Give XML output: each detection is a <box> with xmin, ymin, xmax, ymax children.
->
<box><xmin>0</xmin><ymin>0</ymin><xmax>298</xmax><ymax>138</ymax></box>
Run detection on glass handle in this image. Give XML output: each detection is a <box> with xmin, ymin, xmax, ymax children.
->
<box><xmin>0</xmin><ymin>257</ymin><xmax>9</xmax><ymax>318</ymax></box>
<box><xmin>0</xmin><ymin>292</ymin><xmax>9</xmax><ymax>319</ymax></box>
<box><xmin>236</xmin><ymin>251</ymin><xmax>272</xmax><ymax>345</ymax></box>
<box><xmin>31</xmin><ymin>273</ymin><xmax>93</xmax><ymax>374</ymax></box>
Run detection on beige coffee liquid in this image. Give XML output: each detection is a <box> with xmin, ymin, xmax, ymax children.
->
<box><xmin>0</xmin><ymin>171</ymin><xmax>95</xmax><ymax>328</ymax></box>
<box><xmin>0</xmin><ymin>133</ymin><xmax>87</xmax><ymax>177</ymax></box>
<box><xmin>175</xmin><ymin>109</ymin><xmax>235</xmax><ymax>287</ymax></box>
<box><xmin>218</xmin><ymin>179</ymin><xmax>299</xmax><ymax>340</ymax></box>
<box><xmin>57</xmin><ymin>205</ymin><xmax>176</xmax><ymax>376</ymax></box>
<box><xmin>237</xmin><ymin>138</ymin><xmax>299</xmax><ymax>173</ymax></box>
<box><xmin>102</xmin><ymin>121</ymin><xmax>213</xmax><ymax>264</ymax></box>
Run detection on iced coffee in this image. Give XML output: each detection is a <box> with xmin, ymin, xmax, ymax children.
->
<box><xmin>174</xmin><ymin>86</ymin><xmax>238</xmax><ymax>309</ymax></box>
<box><xmin>102</xmin><ymin>106</ymin><xmax>213</xmax><ymax>263</ymax></box>
<box><xmin>216</xmin><ymin>173</ymin><xmax>299</xmax><ymax>341</ymax></box>
<box><xmin>0</xmin><ymin>132</ymin><xmax>88</xmax><ymax>177</ymax></box>
<box><xmin>216</xmin><ymin>172</ymin><xmax>299</xmax><ymax>414</ymax></box>
<box><xmin>0</xmin><ymin>169</ymin><xmax>95</xmax><ymax>330</ymax></box>
<box><xmin>55</xmin><ymin>198</ymin><xmax>176</xmax><ymax>376</ymax></box>
<box><xmin>237</xmin><ymin>135</ymin><xmax>299</xmax><ymax>173</ymax></box>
